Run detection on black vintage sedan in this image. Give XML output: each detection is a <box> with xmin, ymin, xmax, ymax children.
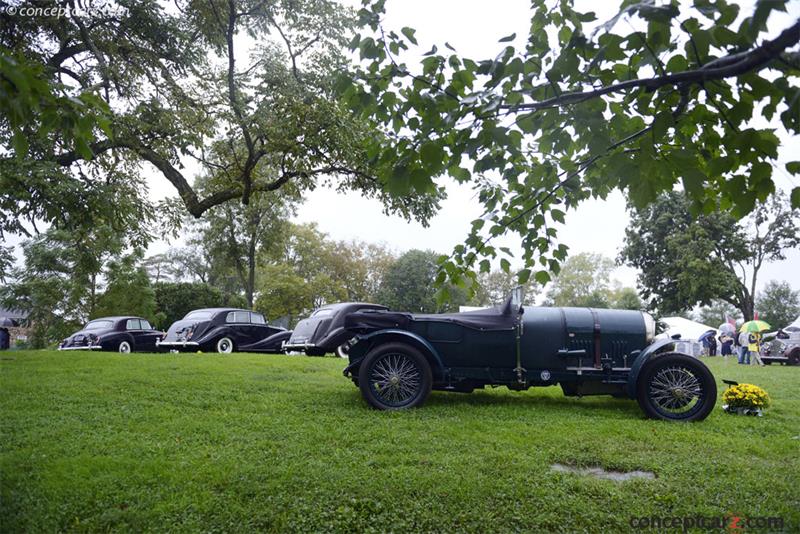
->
<box><xmin>285</xmin><ymin>302</ymin><xmax>388</xmax><ymax>356</ymax></box>
<box><xmin>157</xmin><ymin>308</ymin><xmax>288</xmax><ymax>353</ymax></box>
<box><xmin>58</xmin><ymin>317</ymin><xmax>163</xmax><ymax>353</ymax></box>
<box><xmin>292</xmin><ymin>289</ymin><xmax>718</xmax><ymax>421</ymax></box>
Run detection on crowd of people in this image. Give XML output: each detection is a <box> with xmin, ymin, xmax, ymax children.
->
<box><xmin>702</xmin><ymin>329</ymin><xmax>764</xmax><ymax>365</ymax></box>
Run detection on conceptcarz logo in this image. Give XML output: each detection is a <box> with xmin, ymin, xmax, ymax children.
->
<box><xmin>629</xmin><ymin>515</ymin><xmax>784</xmax><ymax>531</ymax></box>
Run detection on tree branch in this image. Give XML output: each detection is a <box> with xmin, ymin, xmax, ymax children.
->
<box><xmin>503</xmin><ymin>19</ymin><xmax>800</xmax><ymax>111</ymax></box>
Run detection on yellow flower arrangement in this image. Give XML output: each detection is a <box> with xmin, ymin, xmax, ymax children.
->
<box><xmin>722</xmin><ymin>383</ymin><xmax>770</xmax><ymax>410</ymax></box>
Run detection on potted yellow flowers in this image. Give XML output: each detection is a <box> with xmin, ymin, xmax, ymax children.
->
<box><xmin>722</xmin><ymin>383</ymin><xmax>771</xmax><ymax>416</ymax></box>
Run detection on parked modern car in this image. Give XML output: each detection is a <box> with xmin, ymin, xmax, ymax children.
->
<box><xmin>285</xmin><ymin>303</ymin><xmax>388</xmax><ymax>356</ymax></box>
<box><xmin>293</xmin><ymin>289</ymin><xmax>718</xmax><ymax>421</ymax></box>
<box><xmin>157</xmin><ymin>308</ymin><xmax>288</xmax><ymax>353</ymax></box>
<box><xmin>58</xmin><ymin>317</ymin><xmax>164</xmax><ymax>353</ymax></box>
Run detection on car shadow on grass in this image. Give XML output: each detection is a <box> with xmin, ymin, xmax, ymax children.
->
<box><xmin>405</xmin><ymin>387</ymin><xmax>642</xmax><ymax>418</ymax></box>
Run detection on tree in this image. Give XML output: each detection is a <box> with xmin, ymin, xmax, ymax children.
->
<box><xmin>341</xmin><ymin>1</ymin><xmax>800</xmax><ymax>295</ymax></box>
<box><xmin>376</xmin><ymin>249</ymin><xmax>467</xmax><ymax>313</ymax></box>
<box><xmin>1</xmin><ymin>0</ymin><xmax>440</xmax><ymax>244</ymax></box>
<box><xmin>189</xmin><ymin>184</ymin><xmax>299</xmax><ymax>308</ymax></box>
<box><xmin>471</xmin><ymin>270</ymin><xmax>538</xmax><ymax>307</ymax></box>
<box><xmin>93</xmin><ymin>253</ymin><xmax>156</xmax><ymax>320</ymax></box>
<box><xmin>0</xmin><ymin>226</ymin><xmax>129</xmax><ymax>346</ymax></box>
<box><xmin>756</xmin><ymin>280</ymin><xmax>800</xmax><ymax>328</ymax></box>
<box><xmin>545</xmin><ymin>253</ymin><xmax>614</xmax><ymax>307</ymax></box>
<box><xmin>620</xmin><ymin>191</ymin><xmax>799</xmax><ymax>320</ymax></box>
<box><xmin>152</xmin><ymin>282</ymin><xmax>247</xmax><ymax>330</ymax></box>
<box><xmin>610</xmin><ymin>287</ymin><xmax>644</xmax><ymax>311</ymax></box>
<box><xmin>694</xmin><ymin>299</ymin><xmax>740</xmax><ymax>327</ymax></box>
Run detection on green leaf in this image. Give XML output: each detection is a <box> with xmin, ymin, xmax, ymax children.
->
<box><xmin>534</xmin><ymin>270</ymin><xmax>551</xmax><ymax>285</ymax></box>
<box><xmin>682</xmin><ymin>167</ymin><xmax>705</xmax><ymax>198</ymax></box>
<box><xmin>498</xmin><ymin>33</ymin><xmax>516</xmax><ymax>43</ymax></box>
<box><xmin>420</xmin><ymin>142</ymin><xmax>445</xmax><ymax>171</ymax></box>
<box><xmin>500</xmin><ymin>258</ymin><xmax>511</xmax><ymax>273</ymax></box>
<box><xmin>517</xmin><ymin>268</ymin><xmax>531</xmax><ymax>284</ymax></box>
<box><xmin>785</xmin><ymin>162</ymin><xmax>800</xmax><ymax>175</ymax></box>
<box><xmin>401</xmin><ymin>27</ymin><xmax>417</xmax><ymax>45</ymax></box>
<box><xmin>651</xmin><ymin>110</ymin><xmax>674</xmax><ymax>140</ymax></box>
<box><xmin>791</xmin><ymin>187</ymin><xmax>800</xmax><ymax>209</ymax></box>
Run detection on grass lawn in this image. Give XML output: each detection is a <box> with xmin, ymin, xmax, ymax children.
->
<box><xmin>1</xmin><ymin>350</ymin><xmax>798</xmax><ymax>532</ymax></box>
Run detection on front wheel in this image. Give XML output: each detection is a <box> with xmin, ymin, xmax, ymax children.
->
<box><xmin>358</xmin><ymin>343</ymin><xmax>432</xmax><ymax>410</ymax></box>
<box><xmin>336</xmin><ymin>344</ymin><xmax>349</xmax><ymax>359</ymax></box>
<box><xmin>636</xmin><ymin>353</ymin><xmax>716</xmax><ymax>422</ymax></box>
<box><xmin>787</xmin><ymin>348</ymin><xmax>800</xmax><ymax>366</ymax></box>
<box><xmin>216</xmin><ymin>337</ymin><xmax>234</xmax><ymax>354</ymax></box>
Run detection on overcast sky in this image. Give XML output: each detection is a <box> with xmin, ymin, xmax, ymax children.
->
<box><xmin>6</xmin><ymin>0</ymin><xmax>799</xmax><ymax>294</ymax></box>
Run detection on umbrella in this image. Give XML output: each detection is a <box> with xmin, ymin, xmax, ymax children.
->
<box><xmin>740</xmin><ymin>320</ymin><xmax>771</xmax><ymax>333</ymax></box>
<box><xmin>698</xmin><ymin>329</ymin><xmax>716</xmax><ymax>342</ymax></box>
<box><xmin>719</xmin><ymin>323</ymin><xmax>736</xmax><ymax>334</ymax></box>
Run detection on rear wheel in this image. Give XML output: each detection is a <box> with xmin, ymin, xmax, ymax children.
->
<box><xmin>336</xmin><ymin>344</ymin><xmax>349</xmax><ymax>359</ymax></box>
<box><xmin>787</xmin><ymin>348</ymin><xmax>800</xmax><ymax>366</ymax></box>
<box><xmin>358</xmin><ymin>343</ymin><xmax>432</xmax><ymax>410</ymax></box>
<box><xmin>118</xmin><ymin>340</ymin><xmax>132</xmax><ymax>353</ymax></box>
<box><xmin>636</xmin><ymin>353</ymin><xmax>716</xmax><ymax>422</ymax></box>
<box><xmin>216</xmin><ymin>337</ymin><xmax>234</xmax><ymax>354</ymax></box>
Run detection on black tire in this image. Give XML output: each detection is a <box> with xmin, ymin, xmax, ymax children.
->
<box><xmin>636</xmin><ymin>353</ymin><xmax>716</xmax><ymax>422</ymax></box>
<box><xmin>787</xmin><ymin>348</ymin><xmax>800</xmax><ymax>366</ymax></box>
<box><xmin>336</xmin><ymin>344</ymin><xmax>349</xmax><ymax>359</ymax></box>
<box><xmin>216</xmin><ymin>337</ymin><xmax>234</xmax><ymax>353</ymax></box>
<box><xmin>118</xmin><ymin>340</ymin><xmax>133</xmax><ymax>353</ymax></box>
<box><xmin>358</xmin><ymin>342</ymin><xmax>432</xmax><ymax>410</ymax></box>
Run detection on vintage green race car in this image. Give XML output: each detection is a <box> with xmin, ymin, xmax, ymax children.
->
<box><xmin>298</xmin><ymin>289</ymin><xmax>717</xmax><ymax>421</ymax></box>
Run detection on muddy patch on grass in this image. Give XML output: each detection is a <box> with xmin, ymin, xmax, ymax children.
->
<box><xmin>551</xmin><ymin>463</ymin><xmax>655</xmax><ymax>481</ymax></box>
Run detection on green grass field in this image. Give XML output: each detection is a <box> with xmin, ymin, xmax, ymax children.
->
<box><xmin>1</xmin><ymin>351</ymin><xmax>798</xmax><ymax>532</ymax></box>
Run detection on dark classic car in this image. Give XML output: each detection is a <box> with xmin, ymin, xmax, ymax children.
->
<box><xmin>285</xmin><ymin>303</ymin><xmax>388</xmax><ymax>356</ymax></box>
<box><xmin>295</xmin><ymin>290</ymin><xmax>717</xmax><ymax>421</ymax></box>
<box><xmin>157</xmin><ymin>308</ymin><xmax>289</xmax><ymax>353</ymax></box>
<box><xmin>58</xmin><ymin>317</ymin><xmax>163</xmax><ymax>353</ymax></box>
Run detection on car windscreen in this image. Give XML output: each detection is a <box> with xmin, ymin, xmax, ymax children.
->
<box><xmin>84</xmin><ymin>320</ymin><xmax>113</xmax><ymax>330</ymax></box>
<box><xmin>184</xmin><ymin>311</ymin><xmax>213</xmax><ymax>321</ymax></box>
<box><xmin>312</xmin><ymin>308</ymin><xmax>334</xmax><ymax>317</ymax></box>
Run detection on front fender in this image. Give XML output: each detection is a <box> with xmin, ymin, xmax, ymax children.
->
<box><xmin>347</xmin><ymin>329</ymin><xmax>446</xmax><ymax>380</ymax></box>
<box><xmin>626</xmin><ymin>338</ymin><xmax>677</xmax><ymax>398</ymax></box>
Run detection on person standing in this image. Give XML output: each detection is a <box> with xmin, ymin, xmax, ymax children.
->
<box><xmin>719</xmin><ymin>332</ymin><xmax>733</xmax><ymax>359</ymax></box>
<box><xmin>748</xmin><ymin>331</ymin><xmax>764</xmax><ymax>366</ymax></box>
<box><xmin>737</xmin><ymin>330</ymin><xmax>750</xmax><ymax>364</ymax></box>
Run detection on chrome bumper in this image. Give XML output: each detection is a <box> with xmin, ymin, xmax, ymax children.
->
<box><xmin>156</xmin><ymin>340</ymin><xmax>199</xmax><ymax>348</ymax></box>
<box><xmin>58</xmin><ymin>345</ymin><xmax>102</xmax><ymax>351</ymax></box>
<box><xmin>283</xmin><ymin>342</ymin><xmax>315</xmax><ymax>351</ymax></box>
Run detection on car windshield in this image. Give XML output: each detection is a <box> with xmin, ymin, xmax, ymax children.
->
<box><xmin>184</xmin><ymin>311</ymin><xmax>213</xmax><ymax>321</ymax></box>
<box><xmin>84</xmin><ymin>320</ymin><xmax>113</xmax><ymax>330</ymax></box>
<box><xmin>312</xmin><ymin>308</ymin><xmax>334</xmax><ymax>317</ymax></box>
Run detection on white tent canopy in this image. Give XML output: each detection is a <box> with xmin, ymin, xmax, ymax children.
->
<box><xmin>788</xmin><ymin>315</ymin><xmax>800</xmax><ymax>330</ymax></box>
<box><xmin>657</xmin><ymin>317</ymin><xmax>718</xmax><ymax>341</ymax></box>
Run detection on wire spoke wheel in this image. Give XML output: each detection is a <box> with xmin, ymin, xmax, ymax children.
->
<box><xmin>649</xmin><ymin>366</ymin><xmax>702</xmax><ymax>414</ymax></box>
<box><xmin>637</xmin><ymin>353</ymin><xmax>716</xmax><ymax>421</ymax></box>
<box><xmin>368</xmin><ymin>352</ymin><xmax>422</xmax><ymax>407</ymax></box>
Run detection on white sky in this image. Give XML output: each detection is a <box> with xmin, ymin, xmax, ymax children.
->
<box><xmin>6</xmin><ymin>0</ymin><xmax>799</xmax><ymax>294</ymax></box>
